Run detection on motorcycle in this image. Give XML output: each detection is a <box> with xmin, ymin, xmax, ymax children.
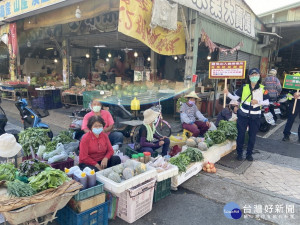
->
<box><xmin>0</xmin><ymin>97</ymin><xmax>20</xmax><ymax>139</ymax></box>
<box><xmin>259</xmin><ymin>105</ymin><xmax>275</xmax><ymax>132</ymax></box>
<box><xmin>15</xmin><ymin>92</ymin><xmax>53</xmax><ymax>138</ymax></box>
<box><xmin>277</xmin><ymin>94</ymin><xmax>289</xmax><ymax>119</ymax></box>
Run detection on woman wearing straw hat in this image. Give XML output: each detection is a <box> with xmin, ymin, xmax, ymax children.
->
<box><xmin>137</xmin><ymin>108</ymin><xmax>170</xmax><ymax>156</ymax></box>
<box><xmin>180</xmin><ymin>91</ymin><xmax>211</xmax><ymax>137</ymax></box>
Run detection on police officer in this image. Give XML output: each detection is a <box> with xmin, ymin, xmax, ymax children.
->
<box><xmin>282</xmin><ymin>90</ymin><xmax>300</xmax><ymax>142</ymax></box>
<box><xmin>224</xmin><ymin>68</ymin><xmax>270</xmax><ymax>161</ymax></box>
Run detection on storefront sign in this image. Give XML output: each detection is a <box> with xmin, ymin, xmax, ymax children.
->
<box><xmin>209</xmin><ymin>61</ymin><xmax>246</xmax><ymax>79</ymax></box>
<box><xmin>283</xmin><ymin>74</ymin><xmax>300</xmax><ymax>90</ymax></box>
<box><xmin>0</xmin><ymin>0</ymin><xmax>67</xmax><ymax>21</ymax></box>
<box><xmin>173</xmin><ymin>0</ymin><xmax>255</xmax><ymax>38</ymax></box>
<box><xmin>118</xmin><ymin>0</ymin><xmax>186</xmax><ymax>55</ymax></box>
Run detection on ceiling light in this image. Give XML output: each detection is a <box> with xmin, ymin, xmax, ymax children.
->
<box><xmin>108</xmin><ymin>53</ymin><xmax>112</xmax><ymax>58</ymax></box>
<box><xmin>96</xmin><ymin>48</ymin><xmax>100</xmax><ymax>54</ymax></box>
<box><xmin>86</xmin><ymin>53</ymin><xmax>90</xmax><ymax>58</ymax></box>
<box><xmin>173</xmin><ymin>56</ymin><xmax>178</xmax><ymax>60</ymax></box>
<box><xmin>75</xmin><ymin>6</ymin><xmax>81</xmax><ymax>19</ymax></box>
<box><xmin>94</xmin><ymin>45</ymin><xmax>106</xmax><ymax>48</ymax></box>
<box><xmin>46</xmin><ymin>48</ymin><xmax>53</xmax><ymax>51</ymax></box>
<box><xmin>147</xmin><ymin>56</ymin><xmax>151</xmax><ymax>62</ymax></box>
<box><xmin>54</xmin><ymin>59</ymin><xmax>58</xmax><ymax>63</ymax></box>
<box><xmin>106</xmin><ymin>58</ymin><xmax>109</xmax><ymax>62</ymax></box>
<box><xmin>27</xmin><ymin>40</ymin><xmax>31</xmax><ymax>47</ymax></box>
<box><xmin>134</xmin><ymin>51</ymin><xmax>138</xmax><ymax>57</ymax></box>
<box><xmin>207</xmin><ymin>54</ymin><xmax>211</xmax><ymax>60</ymax></box>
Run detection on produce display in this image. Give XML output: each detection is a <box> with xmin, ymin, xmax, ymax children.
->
<box><xmin>202</xmin><ymin>162</ymin><xmax>216</xmax><ymax>173</ymax></box>
<box><xmin>6</xmin><ymin>180</ymin><xmax>36</xmax><ymax>197</ymax></box>
<box><xmin>52</xmin><ymin>130</ymin><xmax>74</xmax><ymax>144</ymax></box>
<box><xmin>0</xmin><ymin>163</ymin><xmax>17</xmax><ymax>181</ymax></box>
<box><xmin>18</xmin><ymin>159</ymin><xmax>50</xmax><ymax>178</ymax></box>
<box><xmin>18</xmin><ymin>128</ymin><xmax>51</xmax><ymax>156</ymax></box>
<box><xmin>102</xmin><ymin>160</ymin><xmax>147</xmax><ymax>183</ymax></box>
<box><xmin>28</xmin><ymin>168</ymin><xmax>70</xmax><ymax>192</ymax></box>
<box><xmin>169</xmin><ymin>147</ymin><xmax>203</xmax><ymax>172</ymax></box>
<box><xmin>218</xmin><ymin>121</ymin><xmax>238</xmax><ymax>140</ymax></box>
<box><xmin>147</xmin><ymin>156</ymin><xmax>174</xmax><ymax>173</ymax></box>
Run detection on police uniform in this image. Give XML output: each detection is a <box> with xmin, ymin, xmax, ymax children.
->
<box><xmin>283</xmin><ymin>90</ymin><xmax>300</xmax><ymax>142</ymax></box>
<box><xmin>228</xmin><ymin>82</ymin><xmax>270</xmax><ymax>160</ymax></box>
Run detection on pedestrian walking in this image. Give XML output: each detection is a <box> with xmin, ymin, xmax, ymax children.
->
<box><xmin>224</xmin><ymin>68</ymin><xmax>270</xmax><ymax>161</ymax></box>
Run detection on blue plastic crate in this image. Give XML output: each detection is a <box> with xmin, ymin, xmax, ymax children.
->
<box><xmin>56</xmin><ymin>201</ymin><xmax>108</xmax><ymax>225</ymax></box>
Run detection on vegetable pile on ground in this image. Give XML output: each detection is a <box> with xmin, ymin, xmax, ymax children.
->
<box><xmin>18</xmin><ymin>128</ymin><xmax>50</xmax><ymax>156</ymax></box>
<box><xmin>218</xmin><ymin>121</ymin><xmax>238</xmax><ymax>140</ymax></box>
<box><xmin>18</xmin><ymin>159</ymin><xmax>50</xmax><ymax>178</ymax></box>
<box><xmin>0</xmin><ymin>163</ymin><xmax>17</xmax><ymax>181</ymax></box>
<box><xmin>52</xmin><ymin>130</ymin><xmax>74</xmax><ymax>144</ymax></box>
<box><xmin>169</xmin><ymin>147</ymin><xmax>203</xmax><ymax>172</ymax></box>
<box><xmin>28</xmin><ymin>168</ymin><xmax>70</xmax><ymax>192</ymax></box>
<box><xmin>6</xmin><ymin>180</ymin><xmax>36</xmax><ymax>197</ymax></box>
<box><xmin>205</xmin><ymin>130</ymin><xmax>226</xmax><ymax>145</ymax></box>
<box><xmin>101</xmin><ymin>160</ymin><xmax>147</xmax><ymax>183</ymax></box>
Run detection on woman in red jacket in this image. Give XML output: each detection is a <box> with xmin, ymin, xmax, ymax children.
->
<box><xmin>79</xmin><ymin>116</ymin><xmax>121</xmax><ymax>171</ymax></box>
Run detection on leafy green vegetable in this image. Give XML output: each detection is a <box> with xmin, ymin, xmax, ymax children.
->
<box><xmin>0</xmin><ymin>163</ymin><xmax>17</xmax><ymax>181</ymax></box>
<box><xmin>218</xmin><ymin>121</ymin><xmax>238</xmax><ymax>140</ymax></box>
<box><xmin>169</xmin><ymin>154</ymin><xmax>190</xmax><ymax>173</ymax></box>
<box><xmin>45</xmin><ymin>141</ymin><xmax>58</xmax><ymax>153</ymax></box>
<box><xmin>7</xmin><ymin>180</ymin><xmax>36</xmax><ymax>197</ymax></box>
<box><xmin>18</xmin><ymin>128</ymin><xmax>50</xmax><ymax>156</ymax></box>
<box><xmin>182</xmin><ymin>147</ymin><xmax>203</xmax><ymax>162</ymax></box>
<box><xmin>28</xmin><ymin>168</ymin><xmax>70</xmax><ymax>192</ymax></box>
<box><xmin>205</xmin><ymin>130</ymin><xmax>226</xmax><ymax>145</ymax></box>
<box><xmin>52</xmin><ymin>130</ymin><xmax>74</xmax><ymax>144</ymax></box>
<box><xmin>176</xmin><ymin>96</ymin><xmax>187</xmax><ymax>111</ymax></box>
<box><xmin>18</xmin><ymin>159</ymin><xmax>50</xmax><ymax>178</ymax></box>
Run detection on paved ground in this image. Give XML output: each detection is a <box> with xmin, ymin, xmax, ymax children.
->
<box><xmin>1</xmin><ymin>99</ymin><xmax>300</xmax><ymax>225</ymax></box>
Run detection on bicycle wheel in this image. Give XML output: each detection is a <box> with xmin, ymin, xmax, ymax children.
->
<box><xmin>155</xmin><ymin>120</ymin><xmax>172</xmax><ymax>137</ymax></box>
<box><xmin>131</xmin><ymin>125</ymin><xmax>142</xmax><ymax>143</ymax></box>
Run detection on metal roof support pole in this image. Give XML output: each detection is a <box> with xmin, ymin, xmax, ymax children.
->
<box><xmin>192</xmin><ymin>14</ymin><xmax>200</xmax><ymax>75</ymax></box>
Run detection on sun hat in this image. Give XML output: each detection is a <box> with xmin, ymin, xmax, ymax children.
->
<box><xmin>248</xmin><ymin>68</ymin><xmax>260</xmax><ymax>75</ymax></box>
<box><xmin>143</xmin><ymin>109</ymin><xmax>160</xmax><ymax>125</ymax></box>
<box><xmin>184</xmin><ymin>91</ymin><xmax>199</xmax><ymax>99</ymax></box>
<box><xmin>0</xmin><ymin>133</ymin><xmax>22</xmax><ymax>158</ymax></box>
<box><xmin>268</xmin><ymin>69</ymin><xmax>277</xmax><ymax>76</ymax></box>
<box><xmin>229</xmin><ymin>100</ymin><xmax>239</xmax><ymax>105</ymax></box>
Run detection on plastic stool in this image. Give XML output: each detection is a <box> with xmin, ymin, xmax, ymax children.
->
<box><xmin>183</xmin><ymin>129</ymin><xmax>193</xmax><ymax>138</ymax></box>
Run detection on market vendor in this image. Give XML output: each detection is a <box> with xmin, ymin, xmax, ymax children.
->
<box><xmin>81</xmin><ymin>99</ymin><xmax>123</xmax><ymax>146</ymax></box>
<box><xmin>137</xmin><ymin>109</ymin><xmax>170</xmax><ymax>156</ymax></box>
<box><xmin>180</xmin><ymin>91</ymin><xmax>211</xmax><ymax>137</ymax></box>
<box><xmin>215</xmin><ymin>100</ymin><xmax>239</xmax><ymax>127</ymax></box>
<box><xmin>79</xmin><ymin>116</ymin><xmax>121</xmax><ymax>171</ymax></box>
<box><xmin>224</xmin><ymin>68</ymin><xmax>270</xmax><ymax>161</ymax></box>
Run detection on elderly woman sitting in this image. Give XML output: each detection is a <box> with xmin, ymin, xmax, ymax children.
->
<box><xmin>180</xmin><ymin>91</ymin><xmax>211</xmax><ymax>137</ymax></box>
<box><xmin>137</xmin><ymin>109</ymin><xmax>170</xmax><ymax>156</ymax></box>
<box><xmin>79</xmin><ymin>116</ymin><xmax>121</xmax><ymax>171</ymax></box>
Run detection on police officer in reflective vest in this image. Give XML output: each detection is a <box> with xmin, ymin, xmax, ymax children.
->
<box><xmin>224</xmin><ymin>68</ymin><xmax>270</xmax><ymax>161</ymax></box>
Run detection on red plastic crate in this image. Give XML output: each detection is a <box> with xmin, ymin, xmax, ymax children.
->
<box><xmin>50</xmin><ymin>157</ymin><xmax>74</xmax><ymax>171</ymax></box>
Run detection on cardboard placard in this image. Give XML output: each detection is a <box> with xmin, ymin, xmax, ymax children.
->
<box><xmin>209</xmin><ymin>61</ymin><xmax>246</xmax><ymax>79</ymax></box>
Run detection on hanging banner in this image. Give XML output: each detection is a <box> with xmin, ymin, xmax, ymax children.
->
<box><xmin>118</xmin><ymin>0</ymin><xmax>186</xmax><ymax>56</ymax></box>
<box><xmin>172</xmin><ymin>0</ymin><xmax>255</xmax><ymax>38</ymax></box>
<box><xmin>260</xmin><ymin>57</ymin><xmax>268</xmax><ymax>78</ymax></box>
<box><xmin>9</xmin><ymin>23</ymin><xmax>18</xmax><ymax>56</ymax></box>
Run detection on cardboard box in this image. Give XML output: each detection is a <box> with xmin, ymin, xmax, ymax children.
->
<box><xmin>68</xmin><ymin>192</ymin><xmax>105</xmax><ymax>213</ymax></box>
<box><xmin>115</xmin><ymin>77</ymin><xmax>122</xmax><ymax>85</ymax></box>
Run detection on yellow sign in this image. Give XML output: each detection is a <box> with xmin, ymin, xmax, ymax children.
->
<box><xmin>118</xmin><ymin>0</ymin><xmax>185</xmax><ymax>56</ymax></box>
<box><xmin>0</xmin><ymin>0</ymin><xmax>67</xmax><ymax>21</ymax></box>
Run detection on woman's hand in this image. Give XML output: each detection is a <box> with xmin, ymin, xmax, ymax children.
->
<box><xmin>95</xmin><ymin>164</ymin><xmax>102</xmax><ymax>171</ymax></box>
<box><xmin>101</xmin><ymin>158</ymin><xmax>108</xmax><ymax>169</ymax></box>
<box><xmin>159</xmin><ymin>141</ymin><xmax>164</xmax><ymax>146</ymax></box>
<box><xmin>223</xmin><ymin>89</ymin><xmax>229</xmax><ymax>95</ymax></box>
<box><xmin>160</xmin><ymin>136</ymin><xmax>167</xmax><ymax>140</ymax></box>
<box><xmin>251</xmin><ymin>99</ymin><xmax>258</xmax><ymax>105</ymax></box>
<box><xmin>294</xmin><ymin>92</ymin><xmax>300</xmax><ymax>99</ymax></box>
<box><xmin>206</xmin><ymin>121</ymin><xmax>211</xmax><ymax>127</ymax></box>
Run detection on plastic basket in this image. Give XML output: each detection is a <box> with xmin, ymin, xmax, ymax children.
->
<box><xmin>153</xmin><ymin>178</ymin><xmax>171</xmax><ymax>203</ymax></box>
<box><xmin>125</xmin><ymin>146</ymin><xmax>159</xmax><ymax>158</ymax></box>
<box><xmin>73</xmin><ymin>181</ymin><xmax>104</xmax><ymax>201</ymax></box>
<box><xmin>50</xmin><ymin>158</ymin><xmax>74</xmax><ymax>171</ymax></box>
<box><xmin>117</xmin><ymin>178</ymin><xmax>156</xmax><ymax>223</ymax></box>
<box><xmin>56</xmin><ymin>201</ymin><xmax>108</xmax><ymax>225</ymax></box>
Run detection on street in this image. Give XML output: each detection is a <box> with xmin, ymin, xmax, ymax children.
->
<box><xmin>1</xmin><ymin>99</ymin><xmax>299</xmax><ymax>225</ymax></box>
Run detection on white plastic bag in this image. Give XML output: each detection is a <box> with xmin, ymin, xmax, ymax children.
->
<box><xmin>43</xmin><ymin>143</ymin><xmax>64</xmax><ymax>160</ymax></box>
<box><xmin>64</xmin><ymin>141</ymin><xmax>79</xmax><ymax>154</ymax></box>
<box><xmin>37</xmin><ymin>145</ymin><xmax>46</xmax><ymax>158</ymax></box>
<box><xmin>208</xmin><ymin>122</ymin><xmax>217</xmax><ymax>131</ymax></box>
<box><xmin>48</xmin><ymin>151</ymin><xmax>68</xmax><ymax>164</ymax></box>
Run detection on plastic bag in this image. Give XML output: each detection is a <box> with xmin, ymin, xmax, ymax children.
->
<box><xmin>43</xmin><ymin>143</ymin><xmax>64</xmax><ymax>160</ymax></box>
<box><xmin>48</xmin><ymin>151</ymin><xmax>68</xmax><ymax>164</ymax></box>
<box><xmin>63</xmin><ymin>141</ymin><xmax>79</xmax><ymax>155</ymax></box>
<box><xmin>36</xmin><ymin>145</ymin><xmax>46</xmax><ymax>158</ymax></box>
<box><xmin>208</xmin><ymin>122</ymin><xmax>217</xmax><ymax>131</ymax></box>
<box><xmin>169</xmin><ymin>145</ymin><xmax>182</xmax><ymax>157</ymax></box>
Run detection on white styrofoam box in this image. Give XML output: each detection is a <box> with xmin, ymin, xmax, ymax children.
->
<box><xmin>96</xmin><ymin>160</ymin><xmax>157</xmax><ymax>196</ymax></box>
<box><xmin>117</xmin><ymin>178</ymin><xmax>156</xmax><ymax>223</ymax></box>
<box><xmin>156</xmin><ymin>165</ymin><xmax>179</xmax><ymax>182</ymax></box>
<box><xmin>202</xmin><ymin>140</ymin><xmax>236</xmax><ymax>164</ymax></box>
<box><xmin>0</xmin><ymin>213</ymin><xmax>5</xmax><ymax>223</ymax></box>
<box><xmin>171</xmin><ymin>162</ymin><xmax>203</xmax><ymax>188</ymax></box>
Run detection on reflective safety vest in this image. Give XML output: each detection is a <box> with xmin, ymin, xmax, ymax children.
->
<box><xmin>287</xmin><ymin>93</ymin><xmax>293</xmax><ymax>100</ymax></box>
<box><xmin>240</xmin><ymin>84</ymin><xmax>265</xmax><ymax>115</ymax></box>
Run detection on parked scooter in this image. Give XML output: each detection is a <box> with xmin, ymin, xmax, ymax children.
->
<box><xmin>0</xmin><ymin>97</ymin><xmax>20</xmax><ymax>139</ymax></box>
<box><xmin>15</xmin><ymin>92</ymin><xmax>53</xmax><ymax>138</ymax></box>
<box><xmin>259</xmin><ymin>105</ymin><xmax>275</xmax><ymax>132</ymax></box>
<box><xmin>277</xmin><ymin>94</ymin><xmax>289</xmax><ymax>119</ymax></box>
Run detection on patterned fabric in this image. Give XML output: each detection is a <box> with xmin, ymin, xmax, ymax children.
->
<box><xmin>180</xmin><ymin>103</ymin><xmax>207</xmax><ymax>124</ymax></box>
<box><xmin>263</xmin><ymin>76</ymin><xmax>282</xmax><ymax>100</ymax></box>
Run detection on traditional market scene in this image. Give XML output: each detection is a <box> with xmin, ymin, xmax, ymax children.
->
<box><xmin>0</xmin><ymin>0</ymin><xmax>300</xmax><ymax>224</ymax></box>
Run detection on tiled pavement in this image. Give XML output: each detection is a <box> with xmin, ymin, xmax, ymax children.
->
<box><xmin>216</xmin><ymin>160</ymin><xmax>300</xmax><ymax>200</ymax></box>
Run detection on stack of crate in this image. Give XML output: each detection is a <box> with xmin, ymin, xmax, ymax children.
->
<box><xmin>56</xmin><ymin>181</ymin><xmax>109</xmax><ymax>225</ymax></box>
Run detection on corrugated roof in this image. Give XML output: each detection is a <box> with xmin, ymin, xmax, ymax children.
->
<box><xmin>258</xmin><ymin>1</ymin><xmax>300</xmax><ymax>17</ymax></box>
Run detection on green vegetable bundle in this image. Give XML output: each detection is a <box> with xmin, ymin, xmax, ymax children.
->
<box><xmin>218</xmin><ymin>121</ymin><xmax>238</xmax><ymax>140</ymax></box>
<box><xmin>7</xmin><ymin>180</ymin><xmax>36</xmax><ymax>197</ymax></box>
<box><xmin>18</xmin><ymin>128</ymin><xmax>50</xmax><ymax>156</ymax></box>
<box><xmin>18</xmin><ymin>159</ymin><xmax>50</xmax><ymax>178</ymax></box>
<box><xmin>52</xmin><ymin>130</ymin><xmax>74</xmax><ymax>144</ymax></box>
<box><xmin>182</xmin><ymin>147</ymin><xmax>204</xmax><ymax>162</ymax></box>
<box><xmin>28</xmin><ymin>168</ymin><xmax>70</xmax><ymax>192</ymax></box>
<box><xmin>169</xmin><ymin>154</ymin><xmax>190</xmax><ymax>173</ymax></box>
<box><xmin>205</xmin><ymin>130</ymin><xmax>226</xmax><ymax>145</ymax></box>
<box><xmin>0</xmin><ymin>163</ymin><xmax>17</xmax><ymax>181</ymax></box>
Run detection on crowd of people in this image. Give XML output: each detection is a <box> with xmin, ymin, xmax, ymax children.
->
<box><xmin>77</xmin><ymin>68</ymin><xmax>299</xmax><ymax>170</ymax></box>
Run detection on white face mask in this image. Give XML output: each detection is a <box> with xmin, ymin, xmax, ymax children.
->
<box><xmin>92</xmin><ymin>106</ymin><xmax>101</xmax><ymax>113</ymax></box>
